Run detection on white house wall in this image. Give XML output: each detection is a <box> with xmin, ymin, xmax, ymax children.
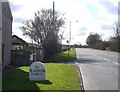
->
<box><xmin>2</xmin><ymin>13</ymin><xmax>12</xmax><ymax>67</ymax></box>
<box><xmin>0</xmin><ymin>1</ymin><xmax>2</xmax><ymax>92</ymax></box>
<box><xmin>0</xmin><ymin>1</ymin><xmax>2</xmax><ymax>68</ymax></box>
<box><xmin>2</xmin><ymin>2</ymin><xmax>12</xmax><ymax>68</ymax></box>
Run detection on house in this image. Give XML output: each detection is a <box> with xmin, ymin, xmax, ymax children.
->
<box><xmin>0</xmin><ymin>1</ymin><xmax>2</xmax><ymax>68</ymax></box>
<box><xmin>0</xmin><ymin>1</ymin><xmax>13</xmax><ymax>68</ymax></box>
<box><xmin>12</xmin><ymin>35</ymin><xmax>28</xmax><ymax>50</ymax></box>
<box><xmin>11</xmin><ymin>35</ymin><xmax>29</xmax><ymax>66</ymax></box>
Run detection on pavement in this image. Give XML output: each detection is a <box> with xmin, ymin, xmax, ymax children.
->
<box><xmin>76</xmin><ymin>48</ymin><xmax>119</xmax><ymax>91</ymax></box>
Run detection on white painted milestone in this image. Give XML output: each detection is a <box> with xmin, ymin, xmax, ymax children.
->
<box><xmin>29</xmin><ymin>62</ymin><xmax>46</xmax><ymax>81</ymax></box>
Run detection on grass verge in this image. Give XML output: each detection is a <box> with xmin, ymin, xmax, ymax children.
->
<box><xmin>3</xmin><ymin>63</ymin><xmax>81</xmax><ymax>91</ymax></box>
<box><xmin>50</xmin><ymin>48</ymin><xmax>76</xmax><ymax>61</ymax></box>
<box><xmin>90</xmin><ymin>48</ymin><xmax>120</xmax><ymax>53</ymax></box>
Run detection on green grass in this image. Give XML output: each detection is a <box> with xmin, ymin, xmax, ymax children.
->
<box><xmin>50</xmin><ymin>48</ymin><xmax>76</xmax><ymax>61</ymax></box>
<box><xmin>3</xmin><ymin>63</ymin><xmax>81</xmax><ymax>91</ymax></box>
<box><xmin>90</xmin><ymin>48</ymin><xmax>120</xmax><ymax>53</ymax></box>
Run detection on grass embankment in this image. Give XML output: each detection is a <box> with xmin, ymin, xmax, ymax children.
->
<box><xmin>90</xmin><ymin>48</ymin><xmax>120</xmax><ymax>53</ymax></box>
<box><xmin>3</xmin><ymin>63</ymin><xmax>81</xmax><ymax>90</ymax></box>
<box><xmin>50</xmin><ymin>48</ymin><xmax>76</xmax><ymax>61</ymax></box>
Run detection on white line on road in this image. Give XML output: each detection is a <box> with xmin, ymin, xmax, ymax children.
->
<box><xmin>113</xmin><ymin>62</ymin><xmax>120</xmax><ymax>65</ymax></box>
<box><xmin>88</xmin><ymin>52</ymin><xmax>110</xmax><ymax>61</ymax></box>
<box><xmin>80</xmin><ymin>49</ymin><xmax>119</xmax><ymax>65</ymax></box>
<box><xmin>103</xmin><ymin>58</ymin><xmax>110</xmax><ymax>61</ymax></box>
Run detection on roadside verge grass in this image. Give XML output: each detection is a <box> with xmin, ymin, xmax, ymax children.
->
<box><xmin>50</xmin><ymin>48</ymin><xmax>76</xmax><ymax>61</ymax></box>
<box><xmin>90</xmin><ymin>48</ymin><xmax>120</xmax><ymax>53</ymax></box>
<box><xmin>3</xmin><ymin>63</ymin><xmax>81</xmax><ymax>91</ymax></box>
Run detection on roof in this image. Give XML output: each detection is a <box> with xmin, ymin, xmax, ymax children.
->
<box><xmin>12</xmin><ymin>35</ymin><xmax>28</xmax><ymax>45</ymax></box>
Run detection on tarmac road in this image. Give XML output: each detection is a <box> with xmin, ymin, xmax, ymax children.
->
<box><xmin>76</xmin><ymin>48</ymin><xmax>119</xmax><ymax>91</ymax></box>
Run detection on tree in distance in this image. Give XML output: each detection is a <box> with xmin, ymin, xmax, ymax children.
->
<box><xmin>86</xmin><ymin>33</ymin><xmax>102</xmax><ymax>46</ymax></box>
<box><xmin>109</xmin><ymin>22</ymin><xmax>120</xmax><ymax>52</ymax></box>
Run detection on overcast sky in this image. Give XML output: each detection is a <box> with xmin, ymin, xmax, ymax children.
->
<box><xmin>9</xmin><ymin>0</ymin><xmax>119</xmax><ymax>45</ymax></box>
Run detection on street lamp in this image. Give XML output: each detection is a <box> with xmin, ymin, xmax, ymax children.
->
<box><xmin>64</xmin><ymin>18</ymin><xmax>78</xmax><ymax>56</ymax></box>
<box><xmin>69</xmin><ymin>20</ymin><xmax>79</xmax><ymax>46</ymax></box>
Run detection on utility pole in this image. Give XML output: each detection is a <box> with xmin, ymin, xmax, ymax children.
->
<box><xmin>53</xmin><ymin>1</ymin><xmax>55</xmax><ymax>21</ymax></box>
<box><xmin>69</xmin><ymin>22</ymin><xmax>71</xmax><ymax>47</ymax></box>
<box><xmin>53</xmin><ymin>1</ymin><xmax>55</xmax><ymax>36</ymax></box>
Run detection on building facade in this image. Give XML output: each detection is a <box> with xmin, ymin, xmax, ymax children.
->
<box><xmin>12</xmin><ymin>35</ymin><xmax>28</xmax><ymax>50</ymax></box>
<box><xmin>1</xmin><ymin>1</ymin><xmax>13</xmax><ymax>68</ymax></box>
<box><xmin>0</xmin><ymin>1</ymin><xmax>2</xmax><ymax>68</ymax></box>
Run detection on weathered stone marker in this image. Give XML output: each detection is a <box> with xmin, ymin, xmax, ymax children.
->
<box><xmin>29</xmin><ymin>62</ymin><xmax>46</xmax><ymax>81</ymax></box>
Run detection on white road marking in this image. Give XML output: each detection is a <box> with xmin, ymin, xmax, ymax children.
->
<box><xmin>103</xmin><ymin>58</ymin><xmax>110</xmax><ymax>61</ymax></box>
<box><xmin>113</xmin><ymin>62</ymin><xmax>120</xmax><ymax>65</ymax></box>
<box><xmin>79</xmin><ymin>49</ymin><xmax>119</xmax><ymax>65</ymax></box>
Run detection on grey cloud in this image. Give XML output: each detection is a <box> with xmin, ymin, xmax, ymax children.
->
<box><xmin>78</xmin><ymin>32</ymin><xmax>86</xmax><ymax>35</ymax></box>
<box><xmin>78</xmin><ymin>27</ymin><xmax>87</xmax><ymax>36</ymax></box>
<box><xmin>99</xmin><ymin>1</ymin><xmax>118</xmax><ymax>15</ymax></box>
<box><xmin>79</xmin><ymin>27</ymin><xmax>87</xmax><ymax>31</ymax></box>
<box><xmin>14</xmin><ymin>17</ymin><xmax>26</xmax><ymax>23</ymax></box>
<box><xmin>78</xmin><ymin>27</ymin><xmax>87</xmax><ymax>35</ymax></box>
<box><xmin>10</xmin><ymin>2</ymin><xmax>24</xmax><ymax>11</ymax></box>
<box><xmin>101</xmin><ymin>24</ymin><xmax>112</xmax><ymax>30</ymax></box>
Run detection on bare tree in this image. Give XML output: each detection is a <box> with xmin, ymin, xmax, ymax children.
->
<box><xmin>20</xmin><ymin>9</ymin><xmax>65</xmax><ymax>47</ymax></box>
<box><xmin>113</xmin><ymin>23</ymin><xmax>120</xmax><ymax>40</ymax></box>
<box><xmin>20</xmin><ymin>9</ymin><xmax>65</xmax><ymax>59</ymax></box>
<box><xmin>110</xmin><ymin>23</ymin><xmax>120</xmax><ymax>52</ymax></box>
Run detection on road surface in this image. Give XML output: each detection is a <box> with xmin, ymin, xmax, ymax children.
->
<box><xmin>76</xmin><ymin>48</ymin><xmax>119</xmax><ymax>91</ymax></box>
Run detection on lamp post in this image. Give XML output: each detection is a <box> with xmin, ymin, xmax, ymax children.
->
<box><xmin>69</xmin><ymin>20</ymin><xmax>78</xmax><ymax>49</ymax></box>
<box><xmin>64</xmin><ymin>18</ymin><xmax>78</xmax><ymax>56</ymax></box>
<box><xmin>69</xmin><ymin>22</ymin><xmax>71</xmax><ymax>47</ymax></box>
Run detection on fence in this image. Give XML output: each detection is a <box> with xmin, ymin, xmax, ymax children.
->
<box><xmin>11</xmin><ymin>48</ymin><xmax>45</xmax><ymax>66</ymax></box>
<box><xmin>11</xmin><ymin>50</ymin><xmax>31</xmax><ymax>66</ymax></box>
